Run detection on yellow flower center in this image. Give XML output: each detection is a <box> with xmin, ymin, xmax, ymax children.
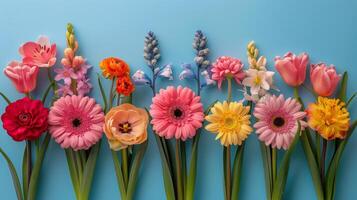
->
<box><xmin>254</xmin><ymin>76</ymin><xmax>262</xmax><ymax>85</ymax></box>
<box><xmin>224</xmin><ymin>117</ymin><xmax>235</xmax><ymax>127</ymax></box>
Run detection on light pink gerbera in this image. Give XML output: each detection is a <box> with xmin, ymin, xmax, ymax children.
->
<box><xmin>211</xmin><ymin>56</ymin><xmax>246</xmax><ymax>88</ymax></box>
<box><xmin>48</xmin><ymin>95</ymin><xmax>104</xmax><ymax>150</ymax></box>
<box><xmin>150</xmin><ymin>86</ymin><xmax>204</xmax><ymax>140</ymax></box>
<box><xmin>253</xmin><ymin>94</ymin><xmax>307</xmax><ymax>150</ymax></box>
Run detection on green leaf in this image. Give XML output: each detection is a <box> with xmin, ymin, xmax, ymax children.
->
<box><xmin>346</xmin><ymin>92</ymin><xmax>357</xmax><ymax>107</ymax></box>
<box><xmin>260</xmin><ymin>143</ymin><xmax>272</xmax><ymax>200</ymax></box>
<box><xmin>22</xmin><ymin>146</ymin><xmax>29</xmax><ymax>199</ymax></box>
<box><xmin>0</xmin><ymin>147</ymin><xmax>23</xmax><ymax>200</ymax></box>
<box><xmin>27</xmin><ymin>134</ymin><xmax>50</xmax><ymax>200</ymax></box>
<box><xmin>111</xmin><ymin>150</ymin><xmax>127</xmax><ymax>200</ymax></box>
<box><xmin>65</xmin><ymin>149</ymin><xmax>80</xmax><ymax>199</ymax></box>
<box><xmin>97</xmin><ymin>74</ymin><xmax>108</xmax><ymax>113</ymax></box>
<box><xmin>126</xmin><ymin>141</ymin><xmax>148</xmax><ymax>200</ymax></box>
<box><xmin>231</xmin><ymin>144</ymin><xmax>245</xmax><ymax>200</ymax></box>
<box><xmin>0</xmin><ymin>92</ymin><xmax>11</xmax><ymax>104</ymax></box>
<box><xmin>272</xmin><ymin>123</ymin><xmax>301</xmax><ymax>200</ymax></box>
<box><xmin>154</xmin><ymin>134</ymin><xmax>176</xmax><ymax>200</ymax></box>
<box><xmin>338</xmin><ymin>72</ymin><xmax>348</xmax><ymax>102</ymax></box>
<box><xmin>325</xmin><ymin>120</ymin><xmax>357</xmax><ymax>200</ymax></box>
<box><xmin>41</xmin><ymin>82</ymin><xmax>54</xmax><ymax>104</ymax></box>
<box><xmin>79</xmin><ymin>141</ymin><xmax>101</xmax><ymax>200</ymax></box>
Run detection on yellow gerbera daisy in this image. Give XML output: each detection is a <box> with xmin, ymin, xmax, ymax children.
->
<box><xmin>205</xmin><ymin>101</ymin><xmax>253</xmax><ymax>146</ymax></box>
<box><xmin>307</xmin><ymin>97</ymin><xmax>350</xmax><ymax>140</ymax></box>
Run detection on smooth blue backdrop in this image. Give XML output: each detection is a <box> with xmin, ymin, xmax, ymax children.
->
<box><xmin>0</xmin><ymin>0</ymin><xmax>356</xmax><ymax>199</ymax></box>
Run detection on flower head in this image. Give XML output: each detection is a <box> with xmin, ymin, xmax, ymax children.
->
<box><xmin>150</xmin><ymin>86</ymin><xmax>204</xmax><ymax>140</ymax></box>
<box><xmin>99</xmin><ymin>57</ymin><xmax>130</xmax><ymax>79</ymax></box>
<box><xmin>4</xmin><ymin>61</ymin><xmax>39</xmax><ymax>94</ymax></box>
<box><xmin>201</xmin><ymin>69</ymin><xmax>216</xmax><ymax>87</ymax></box>
<box><xmin>104</xmin><ymin>104</ymin><xmax>148</xmax><ymax>150</ymax></box>
<box><xmin>211</xmin><ymin>56</ymin><xmax>245</xmax><ymax>88</ymax></box>
<box><xmin>144</xmin><ymin>31</ymin><xmax>160</xmax><ymax>68</ymax></box>
<box><xmin>205</xmin><ymin>101</ymin><xmax>252</xmax><ymax>146</ymax></box>
<box><xmin>156</xmin><ymin>64</ymin><xmax>173</xmax><ymax>80</ymax></box>
<box><xmin>179</xmin><ymin>63</ymin><xmax>195</xmax><ymax>80</ymax></box>
<box><xmin>19</xmin><ymin>36</ymin><xmax>57</xmax><ymax>68</ymax></box>
<box><xmin>132</xmin><ymin>70</ymin><xmax>152</xmax><ymax>86</ymax></box>
<box><xmin>116</xmin><ymin>76</ymin><xmax>135</xmax><ymax>96</ymax></box>
<box><xmin>242</xmin><ymin>69</ymin><xmax>274</xmax><ymax>95</ymax></box>
<box><xmin>307</xmin><ymin>97</ymin><xmax>350</xmax><ymax>140</ymax></box>
<box><xmin>254</xmin><ymin>95</ymin><xmax>307</xmax><ymax>149</ymax></box>
<box><xmin>274</xmin><ymin>52</ymin><xmax>309</xmax><ymax>87</ymax></box>
<box><xmin>48</xmin><ymin>95</ymin><xmax>105</xmax><ymax>150</ymax></box>
<box><xmin>1</xmin><ymin>97</ymin><xmax>48</xmax><ymax>141</ymax></box>
<box><xmin>193</xmin><ymin>30</ymin><xmax>210</xmax><ymax>68</ymax></box>
<box><xmin>310</xmin><ymin>63</ymin><xmax>341</xmax><ymax>97</ymax></box>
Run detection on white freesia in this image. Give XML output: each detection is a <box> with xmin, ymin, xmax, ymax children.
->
<box><xmin>242</xmin><ymin>69</ymin><xmax>274</xmax><ymax>95</ymax></box>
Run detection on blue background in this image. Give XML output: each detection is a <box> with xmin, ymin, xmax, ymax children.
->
<box><xmin>0</xmin><ymin>0</ymin><xmax>356</xmax><ymax>199</ymax></box>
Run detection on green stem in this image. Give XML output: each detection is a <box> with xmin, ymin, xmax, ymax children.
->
<box><xmin>47</xmin><ymin>68</ymin><xmax>57</xmax><ymax>95</ymax></box>
<box><xmin>321</xmin><ymin>139</ymin><xmax>327</xmax><ymax>184</ymax></box>
<box><xmin>272</xmin><ymin>148</ymin><xmax>277</xmax><ymax>183</ymax></box>
<box><xmin>227</xmin><ymin>77</ymin><xmax>232</xmax><ymax>102</ymax></box>
<box><xmin>316</xmin><ymin>134</ymin><xmax>321</xmax><ymax>170</ymax></box>
<box><xmin>175</xmin><ymin>140</ymin><xmax>183</xmax><ymax>200</ymax></box>
<box><xmin>26</xmin><ymin>141</ymin><xmax>32</xmax><ymax>191</ymax></box>
<box><xmin>122</xmin><ymin>148</ymin><xmax>129</xmax><ymax>187</ymax></box>
<box><xmin>225</xmin><ymin>145</ymin><xmax>231</xmax><ymax>200</ymax></box>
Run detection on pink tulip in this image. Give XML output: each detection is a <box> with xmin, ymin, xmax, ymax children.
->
<box><xmin>274</xmin><ymin>52</ymin><xmax>309</xmax><ymax>87</ymax></box>
<box><xmin>310</xmin><ymin>63</ymin><xmax>340</xmax><ymax>97</ymax></box>
<box><xmin>4</xmin><ymin>61</ymin><xmax>39</xmax><ymax>93</ymax></box>
<box><xmin>19</xmin><ymin>36</ymin><xmax>57</xmax><ymax>68</ymax></box>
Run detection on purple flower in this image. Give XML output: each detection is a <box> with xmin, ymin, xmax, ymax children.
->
<box><xmin>157</xmin><ymin>64</ymin><xmax>173</xmax><ymax>80</ymax></box>
<box><xmin>57</xmin><ymin>84</ymin><xmax>73</xmax><ymax>96</ymax></box>
<box><xmin>132</xmin><ymin>70</ymin><xmax>152</xmax><ymax>86</ymax></box>
<box><xmin>77</xmin><ymin>78</ymin><xmax>92</xmax><ymax>96</ymax></box>
<box><xmin>179</xmin><ymin>63</ymin><xmax>195</xmax><ymax>80</ymax></box>
<box><xmin>54</xmin><ymin>67</ymin><xmax>78</xmax><ymax>85</ymax></box>
<box><xmin>201</xmin><ymin>70</ymin><xmax>216</xmax><ymax>88</ymax></box>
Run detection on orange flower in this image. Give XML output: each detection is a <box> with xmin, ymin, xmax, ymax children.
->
<box><xmin>103</xmin><ymin>103</ymin><xmax>148</xmax><ymax>150</ymax></box>
<box><xmin>99</xmin><ymin>57</ymin><xmax>130</xmax><ymax>79</ymax></box>
<box><xmin>116</xmin><ymin>76</ymin><xmax>135</xmax><ymax>96</ymax></box>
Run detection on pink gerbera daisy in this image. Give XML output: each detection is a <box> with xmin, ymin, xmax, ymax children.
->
<box><xmin>253</xmin><ymin>94</ymin><xmax>307</xmax><ymax>150</ymax></box>
<box><xmin>211</xmin><ymin>56</ymin><xmax>246</xmax><ymax>88</ymax></box>
<box><xmin>48</xmin><ymin>95</ymin><xmax>104</xmax><ymax>150</ymax></box>
<box><xmin>150</xmin><ymin>86</ymin><xmax>204</xmax><ymax>140</ymax></box>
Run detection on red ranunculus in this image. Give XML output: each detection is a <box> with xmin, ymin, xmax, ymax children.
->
<box><xmin>1</xmin><ymin>97</ymin><xmax>49</xmax><ymax>141</ymax></box>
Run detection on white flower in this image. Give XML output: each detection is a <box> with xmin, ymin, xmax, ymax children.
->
<box><xmin>242</xmin><ymin>69</ymin><xmax>274</xmax><ymax>95</ymax></box>
<box><xmin>157</xmin><ymin>64</ymin><xmax>173</xmax><ymax>80</ymax></box>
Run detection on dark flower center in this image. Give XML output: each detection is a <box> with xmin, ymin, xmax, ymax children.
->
<box><xmin>18</xmin><ymin>113</ymin><xmax>31</xmax><ymax>123</ymax></box>
<box><xmin>273</xmin><ymin>117</ymin><xmax>285</xmax><ymax>127</ymax></box>
<box><xmin>173</xmin><ymin>108</ymin><xmax>183</xmax><ymax>118</ymax></box>
<box><xmin>72</xmin><ymin>118</ymin><xmax>81</xmax><ymax>128</ymax></box>
<box><xmin>119</xmin><ymin>122</ymin><xmax>132</xmax><ymax>133</ymax></box>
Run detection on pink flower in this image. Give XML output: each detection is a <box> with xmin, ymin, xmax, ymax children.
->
<box><xmin>19</xmin><ymin>36</ymin><xmax>57</xmax><ymax>68</ymax></box>
<box><xmin>253</xmin><ymin>95</ymin><xmax>307</xmax><ymax>150</ymax></box>
<box><xmin>150</xmin><ymin>86</ymin><xmax>204</xmax><ymax>140</ymax></box>
<box><xmin>61</xmin><ymin>47</ymin><xmax>85</xmax><ymax>69</ymax></box>
<box><xmin>274</xmin><ymin>52</ymin><xmax>309</xmax><ymax>87</ymax></box>
<box><xmin>76</xmin><ymin>78</ymin><xmax>92</xmax><ymax>96</ymax></box>
<box><xmin>57</xmin><ymin>84</ymin><xmax>74</xmax><ymax>96</ymax></box>
<box><xmin>310</xmin><ymin>63</ymin><xmax>341</xmax><ymax>97</ymax></box>
<box><xmin>211</xmin><ymin>56</ymin><xmax>245</xmax><ymax>88</ymax></box>
<box><xmin>54</xmin><ymin>67</ymin><xmax>78</xmax><ymax>85</ymax></box>
<box><xmin>48</xmin><ymin>95</ymin><xmax>104</xmax><ymax>150</ymax></box>
<box><xmin>4</xmin><ymin>61</ymin><xmax>39</xmax><ymax>93</ymax></box>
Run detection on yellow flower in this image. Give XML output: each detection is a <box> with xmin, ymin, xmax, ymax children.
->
<box><xmin>205</xmin><ymin>101</ymin><xmax>252</xmax><ymax>146</ymax></box>
<box><xmin>104</xmin><ymin>104</ymin><xmax>148</xmax><ymax>150</ymax></box>
<box><xmin>307</xmin><ymin>97</ymin><xmax>350</xmax><ymax>140</ymax></box>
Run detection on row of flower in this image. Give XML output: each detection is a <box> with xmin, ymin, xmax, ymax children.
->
<box><xmin>0</xmin><ymin>24</ymin><xmax>356</xmax><ymax>200</ymax></box>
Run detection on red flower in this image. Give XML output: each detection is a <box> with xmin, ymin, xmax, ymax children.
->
<box><xmin>1</xmin><ymin>97</ymin><xmax>49</xmax><ymax>141</ymax></box>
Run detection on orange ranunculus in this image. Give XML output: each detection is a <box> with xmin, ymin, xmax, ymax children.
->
<box><xmin>116</xmin><ymin>76</ymin><xmax>135</xmax><ymax>96</ymax></box>
<box><xmin>99</xmin><ymin>57</ymin><xmax>130</xmax><ymax>79</ymax></box>
<box><xmin>103</xmin><ymin>104</ymin><xmax>148</xmax><ymax>150</ymax></box>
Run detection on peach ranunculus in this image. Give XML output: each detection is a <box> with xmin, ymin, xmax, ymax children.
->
<box><xmin>274</xmin><ymin>52</ymin><xmax>309</xmax><ymax>87</ymax></box>
<box><xmin>19</xmin><ymin>36</ymin><xmax>57</xmax><ymax>68</ymax></box>
<box><xmin>4</xmin><ymin>61</ymin><xmax>39</xmax><ymax>93</ymax></box>
<box><xmin>104</xmin><ymin>104</ymin><xmax>148</xmax><ymax>150</ymax></box>
<box><xmin>310</xmin><ymin>63</ymin><xmax>341</xmax><ymax>97</ymax></box>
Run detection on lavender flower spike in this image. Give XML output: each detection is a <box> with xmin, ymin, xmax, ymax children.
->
<box><xmin>144</xmin><ymin>31</ymin><xmax>160</xmax><ymax>69</ymax></box>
